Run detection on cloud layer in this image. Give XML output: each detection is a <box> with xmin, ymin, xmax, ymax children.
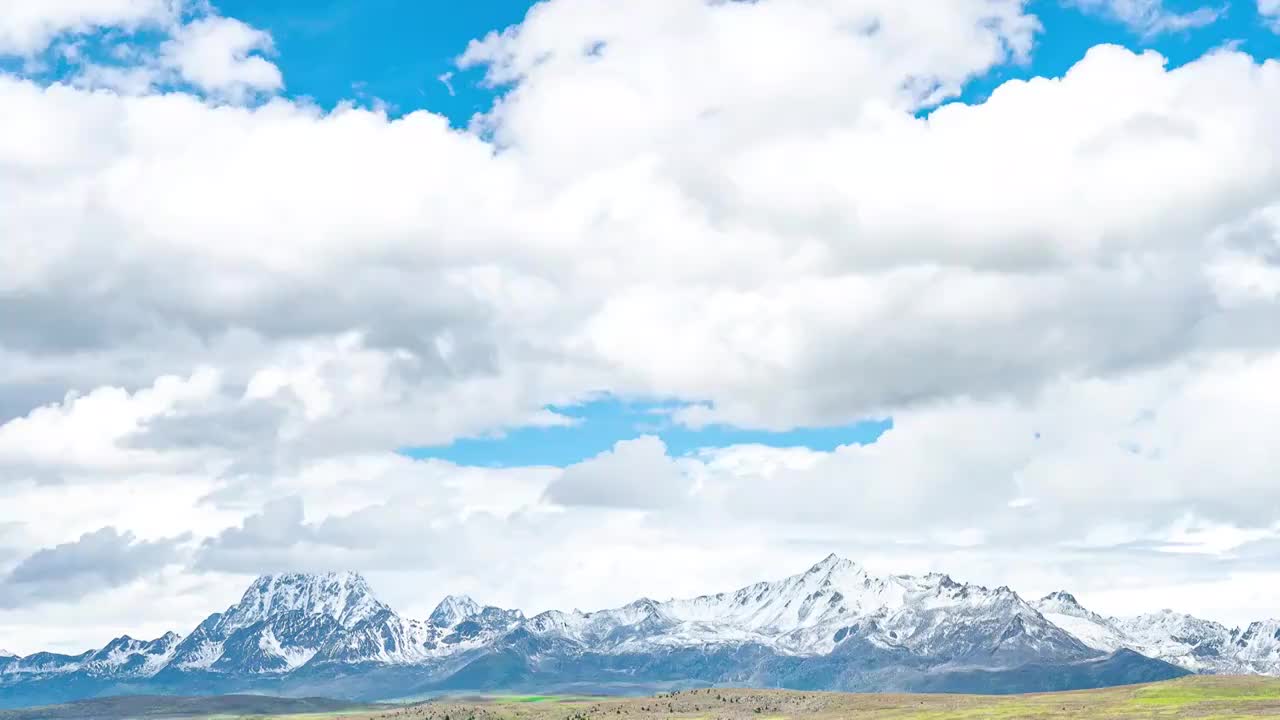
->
<box><xmin>0</xmin><ymin>528</ymin><xmax>188</xmax><ymax>609</ymax></box>
<box><xmin>2</xmin><ymin>0</ymin><xmax>1280</xmax><ymax>653</ymax></box>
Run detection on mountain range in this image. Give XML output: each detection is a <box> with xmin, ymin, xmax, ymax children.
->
<box><xmin>2</xmin><ymin>555</ymin><xmax>1276</xmax><ymax>708</ymax></box>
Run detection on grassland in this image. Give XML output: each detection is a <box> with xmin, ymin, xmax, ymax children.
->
<box><xmin>8</xmin><ymin>676</ymin><xmax>1280</xmax><ymax>719</ymax></box>
<box><xmin>0</xmin><ymin>694</ymin><xmax>378</xmax><ymax>720</ymax></box>
<box><xmin>342</xmin><ymin>676</ymin><xmax>1280</xmax><ymax>720</ymax></box>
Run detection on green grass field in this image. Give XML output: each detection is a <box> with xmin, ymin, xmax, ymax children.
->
<box><xmin>342</xmin><ymin>676</ymin><xmax>1280</xmax><ymax>720</ymax></box>
<box><xmin>0</xmin><ymin>695</ymin><xmax>379</xmax><ymax>720</ymax></box>
<box><xmin>9</xmin><ymin>677</ymin><xmax>1280</xmax><ymax>719</ymax></box>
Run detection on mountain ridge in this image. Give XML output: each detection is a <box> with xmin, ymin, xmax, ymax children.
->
<box><xmin>1033</xmin><ymin>592</ymin><xmax>1280</xmax><ymax>675</ymax></box>
<box><xmin>1</xmin><ymin>557</ymin><xmax>1267</xmax><ymax>708</ymax></box>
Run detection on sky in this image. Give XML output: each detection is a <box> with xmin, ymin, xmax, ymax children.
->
<box><xmin>1</xmin><ymin>0</ymin><xmax>1280</xmax><ymax>655</ymax></box>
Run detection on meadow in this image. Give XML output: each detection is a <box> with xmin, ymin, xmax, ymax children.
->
<box><xmin>7</xmin><ymin>676</ymin><xmax>1280</xmax><ymax>719</ymax></box>
<box><xmin>349</xmin><ymin>676</ymin><xmax>1280</xmax><ymax>720</ymax></box>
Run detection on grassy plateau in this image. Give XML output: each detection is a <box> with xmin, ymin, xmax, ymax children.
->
<box><xmin>315</xmin><ymin>676</ymin><xmax>1280</xmax><ymax>720</ymax></box>
<box><xmin>8</xmin><ymin>676</ymin><xmax>1280</xmax><ymax>719</ymax></box>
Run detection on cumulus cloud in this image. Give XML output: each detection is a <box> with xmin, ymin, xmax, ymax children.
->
<box><xmin>0</xmin><ymin>527</ymin><xmax>188</xmax><ymax>608</ymax></box>
<box><xmin>194</xmin><ymin>494</ymin><xmax>548</xmax><ymax>575</ymax></box>
<box><xmin>0</xmin><ymin>0</ymin><xmax>178</xmax><ymax>56</ymax></box>
<box><xmin>0</xmin><ymin>0</ymin><xmax>282</xmax><ymax>102</ymax></box>
<box><xmin>544</xmin><ymin>436</ymin><xmax>693</xmax><ymax>509</ymax></box>
<box><xmin>0</xmin><ymin>368</ymin><xmax>221</xmax><ymax>480</ymax></box>
<box><xmin>5</xmin><ymin>42</ymin><xmax>1280</xmax><ymax>432</ymax></box>
<box><xmin>694</xmin><ymin>352</ymin><xmax>1280</xmax><ymax>540</ymax></box>
<box><xmin>182</xmin><ymin>349</ymin><xmax>1280</xmax><ymax>612</ymax></box>
<box><xmin>158</xmin><ymin>16</ymin><xmax>282</xmax><ymax>100</ymax></box>
<box><xmin>459</xmin><ymin>0</ymin><xmax>1038</xmax><ymax>181</ymax></box>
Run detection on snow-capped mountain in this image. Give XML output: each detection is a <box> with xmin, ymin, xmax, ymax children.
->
<box><xmin>1034</xmin><ymin>592</ymin><xmax>1280</xmax><ymax>675</ymax></box>
<box><xmin>0</xmin><ymin>631</ymin><xmax>181</xmax><ymax>683</ymax></box>
<box><xmin>163</xmin><ymin>572</ymin><xmax>529</xmax><ymax>675</ymax></box>
<box><xmin>0</xmin><ymin>649</ymin><xmax>15</xmax><ymax>658</ymax></box>
<box><xmin>229</xmin><ymin>572</ymin><xmax>387</xmax><ymax>629</ymax></box>
<box><xmin>1034</xmin><ymin>591</ymin><xmax>1128</xmax><ymax>653</ymax></box>
<box><xmin>167</xmin><ymin>571</ymin><xmax>503</xmax><ymax>673</ymax></box>
<box><xmin>522</xmin><ymin>555</ymin><xmax>1092</xmax><ymax>666</ymax></box>
<box><xmin>430</xmin><ymin>595</ymin><xmax>483</xmax><ymax>627</ymax></box>
<box><xmin>0</xmin><ymin>556</ymin><xmax>1236</xmax><ymax>709</ymax></box>
<box><xmin>81</xmin><ymin>632</ymin><xmax>183</xmax><ymax>678</ymax></box>
<box><xmin>0</xmin><ymin>650</ymin><xmax>92</xmax><ymax>687</ymax></box>
<box><xmin>167</xmin><ymin>571</ymin><xmax>384</xmax><ymax>673</ymax></box>
<box><xmin>1234</xmin><ymin>620</ymin><xmax>1280</xmax><ymax>673</ymax></box>
<box><xmin>307</xmin><ymin>594</ymin><xmax>522</xmax><ymax>667</ymax></box>
<box><xmin>1112</xmin><ymin>611</ymin><xmax>1241</xmax><ymax>673</ymax></box>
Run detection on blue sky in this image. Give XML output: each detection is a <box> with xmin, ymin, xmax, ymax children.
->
<box><xmin>402</xmin><ymin>397</ymin><xmax>893</xmax><ymax>467</ymax></box>
<box><xmin>198</xmin><ymin>0</ymin><xmax>1280</xmax><ymax>467</ymax></box>
<box><xmin>215</xmin><ymin>0</ymin><xmax>532</xmax><ymax>125</ymax></box>
<box><xmin>208</xmin><ymin>0</ymin><xmax>1280</xmax><ymax>125</ymax></box>
<box><xmin>955</xmin><ymin>0</ymin><xmax>1279</xmax><ymax>103</ymax></box>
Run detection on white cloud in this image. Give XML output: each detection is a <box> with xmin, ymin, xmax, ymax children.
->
<box><xmin>0</xmin><ymin>528</ymin><xmax>189</xmax><ymax>609</ymax></box>
<box><xmin>158</xmin><ymin>16</ymin><xmax>282</xmax><ymax>100</ymax></box>
<box><xmin>544</xmin><ymin>435</ymin><xmax>694</xmax><ymax>509</ymax></box>
<box><xmin>1262</xmin><ymin>0</ymin><xmax>1280</xmax><ymax>31</ymax></box>
<box><xmin>10</xmin><ymin>40</ymin><xmax>1278</xmax><ymax>431</ymax></box>
<box><xmin>460</xmin><ymin>0</ymin><xmax>1038</xmax><ymax>177</ymax></box>
<box><xmin>0</xmin><ymin>1</ymin><xmax>282</xmax><ymax>102</ymax></box>
<box><xmin>701</xmin><ymin>351</ymin><xmax>1280</xmax><ymax>537</ymax></box>
<box><xmin>3</xmin><ymin>0</ymin><xmax>1280</xmax><ymax>653</ymax></box>
<box><xmin>1068</xmin><ymin>0</ymin><xmax>1224</xmax><ymax>35</ymax></box>
<box><xmin>0</xmin><ymin>368</ymin><xmax>221</xmax><ymax>477</ymax></box>
<box><xmin>0</xmin><ymin>0</ymin><xmax>178</xmax><ymax>55</ymax></box>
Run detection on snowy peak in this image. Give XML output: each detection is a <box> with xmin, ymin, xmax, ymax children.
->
<box><xmin>1030</xmin><ymin>597</ymin><xmax>1280</xmax><ymax>675</ymax></box>
<box><xmin>1109</xmin><ymin>609</ymin><xmax>1238</xmax><ymax>672</ymax></box>
<box><xmin>1039</xmin><ymin>591</ymin><xmax>1083</xmax><ymax>612</ymax></box>
<box><xmin>1034</xmin><ymin>592</ymin><xmax>1125</xmax><ymax>653</ymax></box>
<box><xmin>428</xmin><ymin>595</ymin><xmax>525</xmax><ymax>640</ymax></box>
<box><xmin>0</xmin><ymin>649</ymin><xmax>15</xmax><ymax>658</ymax></box>
<box><xmin>163</xmin><ymin>572</ymin><xmax>394</xmax><ymax>675</ymax></box>
<box><xmin>429</xmin><ymin>594</ymin><xmax>482</xmax><ymax>628</ymax></box>
<box><xmin>1035</xmin><ymin>591</ymin><xmax>1108</xmax><ymax>623</ymax></box>
<box><xmin>1235</xmin><ymin>619</ymin><xmax>1280</xmax><ymax>670</ymax></box>
<box><xmin>228</xmin><ymin>572</ymin><xmax>386</xmax><ymax>630</ymax></box>
<box><xmin>1114</xmin><ymin>609</ymin><xmax>1232</xmax><ymax>642</ymax></box>
<box><xmin>525</xmin><ymin>609</ymin><xmax>588</xmax><ymax>636</ymax></box>
<box><xmin>165</xmin><ymin>574</ymin><xmax>534</xmax><ymax>675</ymax></box>
<box><xmin>519</xmin><ymin>555</ymin><xmax>1090</xmax><ymax>663</ymax></box>
<box><xmin>806</xmin><ymin>553</ymin><xmax>858</xmax><ymax>576</ymax></box>
<box><xmin>81</xmin><ymin>632</ymin><xmax>182</xmax><ymax>677</ymax></box>
<box><xmin>624</xmin><ymin>597</ymin><xmax>661</xmax><ymax>613</ymax></box>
